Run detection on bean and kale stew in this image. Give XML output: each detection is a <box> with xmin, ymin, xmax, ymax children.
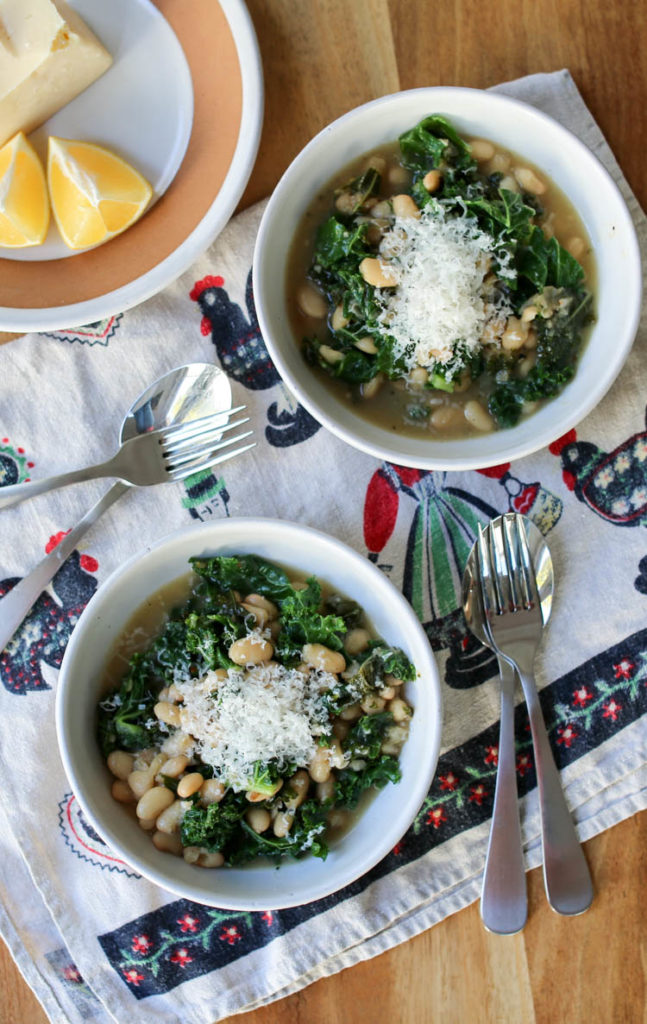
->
<box><xmin>288</xmin><ymin>115</ymin><xmax>595</xmax><ymax>437</ymax></box>
<box><xmin>98</xmin><ymin>555</ymin><xmax>414</xmax><ymax>867</ymax></box>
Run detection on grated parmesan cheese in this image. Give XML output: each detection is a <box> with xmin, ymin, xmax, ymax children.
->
<box><xmin>375</xmin><ymin>203</ymin><xmax>513</xmax><ymax>374</ymax></box>
<box><xmin>175</xmin><ymin>663</ymin><xmax>337</xmax><ymax>791</ymax></box>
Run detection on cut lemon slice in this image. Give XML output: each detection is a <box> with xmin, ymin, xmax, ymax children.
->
<box><xmin>0</xmin><ymin>132</ymin><xmax>50</xmax><ymax>248</ymax></box>
<box><xmin>47</xmin><ymin>137</ymin><xmax>153</xmax><ymax>250</ymax></box>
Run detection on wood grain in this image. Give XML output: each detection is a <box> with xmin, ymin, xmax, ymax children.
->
<box><xmin>1</xmin><ymin>0</ymin><xmax>646</xmax><ymax>1021</ymax></box>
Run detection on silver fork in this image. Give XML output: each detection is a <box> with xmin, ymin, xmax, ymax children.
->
<box><xmin>477</xmin><ymin>513</ymin><xmax>593</xmax><ymax>917</ymax></box>
<box><xmin>0</xmin><ymin>409</ymin><xmax>252</xmax><ymax>509</ymax></box>
<box><xmin>0</xmin><ymin>412</ymin><xmax>255</xmax><ymax>653</ymax></box>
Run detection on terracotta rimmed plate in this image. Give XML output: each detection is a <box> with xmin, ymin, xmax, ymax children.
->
<box><xmin>0</xmin><ymin>0</ymin><xmax>263</xmax><ymax>332</ymax></box>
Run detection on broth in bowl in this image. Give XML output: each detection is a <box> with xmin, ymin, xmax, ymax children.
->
<box><xmin>288</xmin><ymin>114</ymin><xmax>595</xmax><ymax>439</ymax></box>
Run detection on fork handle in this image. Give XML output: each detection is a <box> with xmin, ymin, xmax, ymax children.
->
<box><xmin>519</xmin><ymin>669</ymin><xmax>594</xmax><ymax>916</ymax></box>
<box><xmin>0</xmin><ymin>482</ymin><xmax>128</xmax><ymax>653</ymax></box>
<box><xmin>480</xmin><ymin>657</ymin><xmax>527</xmax><ymax>934</ymax></box>
<box><xmin>0</xmin><ymin>455</ymin><xmax>123</xmax><ymax>510</ymax></box>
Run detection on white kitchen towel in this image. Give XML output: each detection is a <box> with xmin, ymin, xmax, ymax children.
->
<box><xmin>0</xmin><ymin>69</ymin><xmax>646</xmax><ymax>1024</ymax></box>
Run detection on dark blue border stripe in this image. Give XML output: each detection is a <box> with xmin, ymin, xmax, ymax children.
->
<box><xmin>99</xmin><ymin>626</ymin><xmax>647</xmax><ymax>998</ymax></box>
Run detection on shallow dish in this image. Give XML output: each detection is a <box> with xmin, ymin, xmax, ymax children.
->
<box><xmin>253</xmin><ymin>87</ymin><xmax>642</xmax><ymax>471</ymax></box>
<box><xmin>0</xmin><ymin>0</ymin><xmax>263</xmax><ymax>332</ymax></box>
<box><xmin>56</xmin><ymin>519</ymin><xmax>442</xmax><ymax>910</ymax></box>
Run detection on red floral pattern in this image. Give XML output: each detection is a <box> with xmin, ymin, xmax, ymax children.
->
<box><xmin>178</xmin><ymin>914</ymin><xmax>200</xmax><ymax>933</ymax></box>
<box><xmin>131</xmin><ymin>934</ymin><xmax>152</xmax><ymax>954</ymax></box>
<box><xmin>557</xmin><ymin>724</ymin><xmax>577</xmax><ymax>747</ymax></box>
<box><xmin>573</xmin><ymin>685</ymin><xmax>593</xmax><ymax>707</ymax></box>
<box><xmin>426</xmin><ymin>807</ymin><xmax>447</xmax><ymax>828</ymax></box>
<box><xmin>170</xmin><ymin>948</ymin><xmax>193</xmax><ymax>967</ymax></box>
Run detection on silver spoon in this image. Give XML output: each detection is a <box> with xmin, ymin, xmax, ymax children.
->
<box><xmin>0</xmin><ymin>363</ymin><xmax>237</xmax><ymax>653</ymax></box>
<box><xmin>462</xmin><ymin>518</ymin><xmax>553</xmax><ymax>934</ymax></box>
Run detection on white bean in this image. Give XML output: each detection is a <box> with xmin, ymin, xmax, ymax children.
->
<box><xmin>111</xmin><ymin>779</ymin><xmax>135</xmax><ymax>803</ymax></box>
<box><xmin>430</xmin><ymin>406</ymin><xmax>463</xmax><ymax>431</ymax></box>
<box><xmin>360</xmin><ymin>373</ymin><xmax>384</xmax><ymax>400</ymax></box>
<box><xmin>386</xmin><ymin>164</ymin><xmax>409</xmax><ymax>187</ymax></box>
<box><xmin>196</xmin><ymin>851</ymin><xmax>224</xmax><ymax>868</ymax></box>
<box><xmin>245</xmin><ymin>807</ymin><xmax>271</xmax><ymax>833</ymax></box>
<box><xmin>152</xmin><ymin>830</ymin><xmax>183</xmax><ymax>855</ymax></box>
<box><xmin>514</xmin><ymin>167</ymin><xmax>546</xmax><ymax>195</ymax></box>
<box><xmin>200</xmin><ymin>779</ymin><xmax>226</xmax><ymax>805</ymax></box>
<box><xmin>297</xmin><ymin>282</ymin><xmax>327</xmax><ymax>318</ymax></box>
<box><xmin>354</xmin><ymin>336</ymin><xmax>378</xmax><ymax>355</ymax></box>
<box><xmin>154</xmin><ymin>701</ymin><xmax>181</xmax><ymax>727</ymax></box>
<box><xmin>423</xmin><ymin>169</ymin><xmax>442</xmax><ymax>192</ymax></box>
<box><xmin>273</xmin><ymin>811</ymin><xmax>294</xmax><ymax>838</ymax></box>
<box><xmin>359</xmin><ymin>257</ymin><xmax>398</xmax><ymax>288</ymax></box>
<box><xmin>319</xmin><ymin>344</ymin><xmax>344</xmax><ymax>364</ymax></box>
<box><xmin>302</xmin><ymin>643</ymin><xmax>346</xmax><ymax>674</ymax></box>
<box><xmin>464</xmin><ymin>400</ymin><xmax>494</xmax><ymax>432</ymax></box>
<box><xmin>388</xmin><ymin>697</ymin><xmax>412</xmax><ymax>722</ymax></box>
<box><xmin>244</xmin><ymin>593</ymin><xmax>279</xmax><ymax>620</ymax></box>
<box><xmin>345</xmin><ymin>627</ymin><xmax>371</xmax><ymax>655</ymax></box>
<box><xmin>229</xmin><ymin>635</ymin><xmax>274</xmax><ymax>665</ymax></box>
<box><xmin>361</xmin><ymin>693</ymin><xmax>386</xmax><ymax>714</ymax></box>
<box><xmin>284</xmin><ymin>770</ymin><xmax>310</xmax><ymax>809</ymax></box>
<box><xmin>308</xmin><ymin>746</ymin><xmax>332</xmax><ymax>784</ymax></box>
<box><xmin>160</xmin><ymin>755</ymin><xmax>189</xmax><ymax>779</ymax></box>
<box><xmin>177</xmin><ymin>772</ymin><xmax>204</xmax><ymax>799</ymax></box>
<box><xmin>136</xmin><ymin>786</ymin><xmax>175</xmax><ymax>821</ymax></box>
<box><xmin>470</xmin><ymin>139</ymin><xmax>495</xmax><ymax>162</ymax></box>
<box><xmin>156</xmin><ymin>799</ymin><xmax>186</xmax><ymax>834</ymax></box>
<box><xmin>392</xmin><ymin>194</ymin><xmax>420</xmax><ymax>219</ymax></box>
<box><xmin>107</xmin><ymin>750</ymin><xmax>134</xmax><ymax>781</ymax></box>
<box><xmin>331</xmin><ymin>303</ymin><xmax>350</xmax><ymax>331</ymax></box>
<box><xmin>128</xmin><ymin>755</ymin><xmax>165</xmax><ymax>799</ymax></box>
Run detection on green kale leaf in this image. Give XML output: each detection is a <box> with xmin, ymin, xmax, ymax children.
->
<box><xmin>180</xmin><ymin>790</ymin><xmax>247</xmax><ymax>852</ymax></box>
<box><xmin>399</xmin><ymin>115</ymin><xmax>474</xmax><ymax>172</ymax></box>
<box><xmin>335</xmin><ymin>756</ymin><xmax>402</xmax><ymax>808</ymax></box>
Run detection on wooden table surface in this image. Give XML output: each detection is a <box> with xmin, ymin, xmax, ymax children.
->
<box><xmin>2</xmin><ymin>1</ymin><xmax>646</xmax><ymax>1021</ymax></box>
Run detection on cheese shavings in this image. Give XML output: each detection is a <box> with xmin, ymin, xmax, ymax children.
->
<box><xmin>375</xmin><ymin>204</ymin><xmax>513</xmax><ymax>374</ymax></box>
<box><xmin>175</xmin><ymin>663</ymin><xmax>336</xmax><ymax>791</ymax></box>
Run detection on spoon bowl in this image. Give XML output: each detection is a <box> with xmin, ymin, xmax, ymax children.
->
<box><xmin>122</xmin><ymin>363</ymin><xmax>233</xmax><ymax>441</ymax></box>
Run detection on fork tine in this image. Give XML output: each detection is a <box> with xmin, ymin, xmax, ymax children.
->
<box><xmin>489</xmin><ymin>516</ymin><xmax>513</xmax><ymax>614</ymax></box>
<box><xmin>476</xmin><ymin>523</ymin><xmax>498</xmax><ymax>622</ymax></box>
<box><xmin>160</xmin><ymin>407</ymin><xmax>247</xmax><ymax>444</ymax></box>
<box><xmin>167</xmin><ymin>431</ymin><xmax>254</xmax><ymax>474</ymax></box>
<box><xmin>507</xmin><ymin>513</ymin><xmax>539</xmax><ymax>610</ymax></box>
<box><xmin>170</xmin><ymin>440</ymin><xmax>256</xmax><ymax>480</ymax></box>
<box><xmin>162</xmin><ymin>417</ymin><xmax>250</xmax><ymax>456</ymax></box>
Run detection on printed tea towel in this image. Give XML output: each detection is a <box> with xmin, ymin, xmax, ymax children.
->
<box><xmin>0</xmin><ymin>70</ymin><xmax>646</xmax><ymax>1024</ymax></box>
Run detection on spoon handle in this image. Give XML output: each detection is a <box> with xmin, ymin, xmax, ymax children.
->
<box><xmin>0</xmin><ymin>482</ymin><xmax>128</xmax><ymax>653</ymax></box>
<box><xmin>480</xmin><ymin>656</ymin><xmax>527</xmax><ymax>934</ymax></box>
<box><xmin>519</xmin><ymin>668</ymin><xmax>594</xmax><ymax>916</ymax></box>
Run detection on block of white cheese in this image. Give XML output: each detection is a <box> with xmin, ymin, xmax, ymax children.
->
<box><xmin>0</xmin><ymin>0</ymin><xmax>112</xmax><ymax>147</ymax></box>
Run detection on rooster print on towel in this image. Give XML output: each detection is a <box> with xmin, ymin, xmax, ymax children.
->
<box><xmin>190</xmin><ymin>270</ymin><xmax>321</xmax><ymax>448</ymax></box>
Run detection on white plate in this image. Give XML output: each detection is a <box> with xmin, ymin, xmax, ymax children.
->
<box><xmin>0</xmin><ymin>0</ymin><xmax>263</xmax><ymax>332</ymax></box>
<box><xmin>9</xmin><ymin>0</ymin><xmax>194</xmax><ymax>262</ymax></box>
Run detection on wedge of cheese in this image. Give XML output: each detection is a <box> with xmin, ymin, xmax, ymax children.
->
<box><xmin>0</xmin><ymin>0</ymin><xmax>112</xmax><ymax>147</ymax></box>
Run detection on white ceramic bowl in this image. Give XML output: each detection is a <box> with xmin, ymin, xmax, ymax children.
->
<box><xmin>56</xmin><ymin>519</ymin><xmax>442</xmax><ymax>910</ymax></box>
<box><xmin>253</xmin><ymin>87</ymin><xmax>642</xmax><ymax>470</ymax></box>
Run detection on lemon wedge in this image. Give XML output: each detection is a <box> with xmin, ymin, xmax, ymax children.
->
<box><xmin>47</xmin><ymin>137</ymin><xmax>153</xmax><ymax>250</ymax></box>
<box><xmin>0</xmin><ymin>132</ymin><xmax>50</xmax><ymax>248</ymax></box>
